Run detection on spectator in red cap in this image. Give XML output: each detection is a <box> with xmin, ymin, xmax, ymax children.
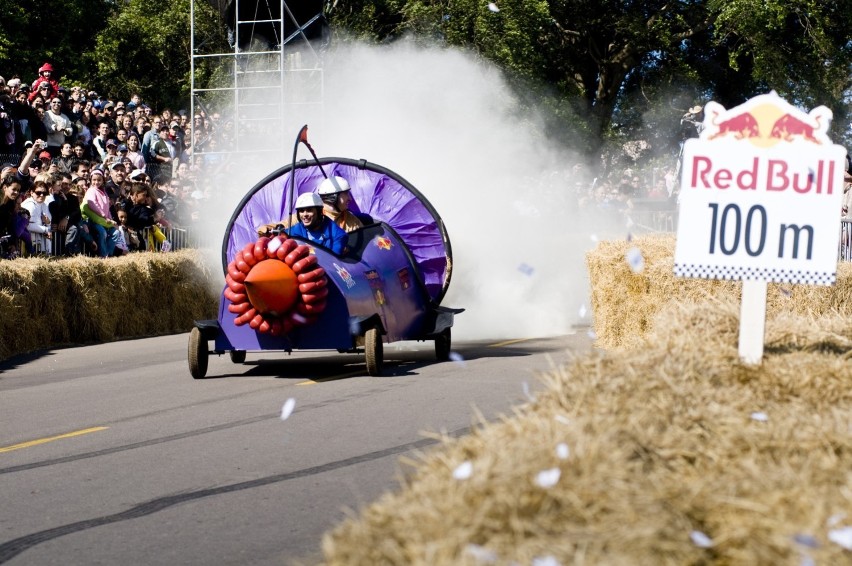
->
<box><xmin>30</xmin><ymin>63</ymin><xmax>59</xmax><ymax>101</ymax></box>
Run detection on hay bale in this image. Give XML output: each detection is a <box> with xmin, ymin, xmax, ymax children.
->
<box><xmin>321</xmin><ymin>302</ymin><xmax>852</xmax><ymax>564</ymax></box>
<box><xmin>0</xmin><ymin>250</ymin><xmax>218</xmax><ymax>360</ymax></box>
<box><xmin>0</xmin><ymin>257</ymin><xmax>75</xmax><ymax>357</ymax></box>
<box><xmin>586</xmin><ymin>235</ymin><xmax>852</xmax><ymax>350</ymax></box>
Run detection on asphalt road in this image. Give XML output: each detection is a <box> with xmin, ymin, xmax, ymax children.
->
<box><xmin>0</xmin><ymin>331</ymin><xmax>592</xmax><ymax>565</ymax></box>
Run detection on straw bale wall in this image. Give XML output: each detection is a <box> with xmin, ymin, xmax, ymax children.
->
<box><xmin>0</xmin><ymin>250</ymin><xmax>218</xmax><ymax>361</ymax></box>
<box><xmin>586</xmin><ymin>234</ymin><xmax>852</xmax><ymax>350</ymax></box>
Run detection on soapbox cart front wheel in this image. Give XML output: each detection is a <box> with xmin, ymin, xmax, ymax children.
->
<box><xmin>435</xmin><ymin>328</ymin><xmax>451</xmax><ymax>361</ymax></box>
<box><xmin>188</xmin><ymin>327</ymin><xmax>209</xmax><ymax>379</ymax></box>
<box><xmin>365</xmin><ymin>327</ymin><xmax>384</xmax><ymax>376</ymax></box>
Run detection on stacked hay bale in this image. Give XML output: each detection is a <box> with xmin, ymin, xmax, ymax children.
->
<box><xmin>320</xmin><ymin>235</ymin><xmax>852</xmax><ymax>565</ymax></box>
<box><xmin>586</xmin><ymin>234</ymin><xmax>852</xmax><ymax>349</ymax></box>
<box><xmin>0</xmin><ymin>250</ymin><xmax>218</xmax><ymax>361</ymax></box>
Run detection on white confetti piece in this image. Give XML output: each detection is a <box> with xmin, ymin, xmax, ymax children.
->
<box><xmin>625</xmin><ymin>216</ymin><xmax>635</xmax><ymax>228</ymax></box>
<box><xmin>690</xmin><ymin>530</ymin><xmax>714</xmax><ymax>548</ymax></box>
<box><xmin>280</xmin><ymin>398</ymin><xmax>296</xmax><ymax>421</ymax></box>
<box><xmin>267</xmin><ymin>237</ymin><xmax>282</xmax><ymax>254</ymax></box>
<box><xmin>750</xmin><ymin>411</ymin><xmax>769</xmax><ymax>422</ymax></box>
<box><xmin>625</xmin><ymin>247</ymin><xmax>645</xmax><ymax>273</ymax></box>
<box><xmin>453</xmin><ymin>461</ymin><xmax>473</xmax><ymax>480</ymax></box>
<box><xmin>828</xmin><ymin>513</ymin><xmax>847</xmax><ymax>527</ymax></box>
<box><xmin>578</xmin><ymin>304</ymin><xmax>587</xmax><ymax>318</ymax></box>
<box><xmin>556</xmin><ymin>443</ymin><xmax>570</xmax><ymax>460</ymax></box>
<box><xmin>464</xmin><ymin>544</ymin><xmax>497</xmax><ymax>563</ymax></box>
<box><xmin>587</xmin><ymin>329</ymin><xmax>597</xmax><ymax>340</ymax></box>
<box><xmin>449</xmin><ymin>351</ymin><xmax>466</xmax><ymax>366</ymax></box>
<box><xmin>535</xmin><ymin>467</ymin><xmax>561</xmax><ymax>488</ymax></box>
<box><xmin>793</xmin><ymin>534</ymin><xmax>819</xmax><ymax>548</ymax></box>
<box><xmin>780</xmin><ymin>287</ymin><xmax>792</xmax><ymax>297</ymax></box>
<box><xmin>830</xmin><ymin>526</ymin><xmax>852</xmax><ymax>549</ymax></box>
<box><xmin>487</xmin><ymin>2</ymin><xmax>500</xmax><ymax>12</ymax></box>
<box><xmin>518</xmin><ymin>263</ymin><xmax>535</xmax><ymax>276</ymax></box>
<box><xmin>555</xmin><ymin>415</ymin><xmax>571</xmax><ymax>426</ymax></box>
<box><xmin>590</xmin><ymin>234</ymin><xmax>599</xmax><ymax>242</ymax></box>
<box><xmin>522</xmin><ymin>381</ymin><xmax>536</xmax><ymax>402</ymax></box>
<box><xmin>532</xmin><ymin>555</ymin><xmax>560</xmax><ymax>566</ymax></box>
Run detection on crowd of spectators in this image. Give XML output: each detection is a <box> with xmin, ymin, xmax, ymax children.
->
<box><xmin>0</xmin><ymin>62</ymin><xmax>223</xmax><ymax>259</ymax></box>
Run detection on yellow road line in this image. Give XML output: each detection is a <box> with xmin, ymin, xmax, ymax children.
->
<box><xmin>0</xmin><ymin>426</ymin><xmax>109</xmax><ymax>454</ymax></box>
<box><xmin>488</xmin><ymin>338</ymin><xmax>532</xmax><ymax>348</ymax></box>
<box><xmin>297</xmin><ymin>370</ymin><xmax>365</xmax><ymax>385</ymax></box>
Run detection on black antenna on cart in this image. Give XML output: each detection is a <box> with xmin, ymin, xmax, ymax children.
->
<box><xmin>288</xmin><ymin>125</ymin><xmax>329</xmax><ymax>219</ymax></box>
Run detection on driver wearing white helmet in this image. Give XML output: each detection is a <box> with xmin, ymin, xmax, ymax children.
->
<box><xmin>286</xmin><ymin>192</ymin><xmax>347</xmax><ymax>255</ymax></box>
<box><xmin>255</xmin><ymin>174</ymin><xmax>372</xmax><ymax>237</ymax></box>
<box><xmin>317</xmin><ymin>175</ymin><xmax>372</xmax><ymax>233</ymax></box>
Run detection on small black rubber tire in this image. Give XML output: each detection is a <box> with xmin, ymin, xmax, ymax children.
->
<box><xmin>188</xmin><ymin>327</ymin><xmax>209</xmax><ymax>379</ymax></box>
<box><xmin>365</xmin><ymin>327</ymin><xmax>383</xmax><ymax>376</ymax></box>
<box><xmin>229</xmin><ymin>350</ymin><xmax>246</xmax><ymax>364</ymax></box>
<box><xmin>435</xmin><ymin>328</ymin><xmax>451</xmax><ymax>361</ymax></box>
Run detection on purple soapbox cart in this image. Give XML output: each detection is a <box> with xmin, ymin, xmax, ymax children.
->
<box><xmin>187</xmin><ymin>156</ymin><xmax>463</xmax><ymax>378</ymax></box>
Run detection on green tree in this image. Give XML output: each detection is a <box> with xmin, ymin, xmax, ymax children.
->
<box><xmin>328</xmin><ymin>0</ymin><xmax>852</xmax><ymax>158</ymax></box>
<box><xmin>91</xmin><ymin>0</ymin><xmax>228</xmax><ymax>109</ymax></box>
<box><xmin>0</xmin><ymin>0</ymin><xmax>110</xmax><ymax>86</ymax></box>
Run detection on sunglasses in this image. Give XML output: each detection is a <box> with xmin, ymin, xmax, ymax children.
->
<box><xmin>34</xmin><ymin>191</ymin><xmax>47</xmax><ymax>196</ymax></box>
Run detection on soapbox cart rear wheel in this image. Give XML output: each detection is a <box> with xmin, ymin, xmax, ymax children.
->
<box><xmin>365</xmin><ymin>327</ymin><xmax>384</xmax><ymax>376</ymax></box>
<box><xmin>188</xmin><ymin>327</ymin><xmax>209</xmax><ymax>379</ymax></box>
<box><xmin>435</xmin><ymin>328</ymin><xmax>451</xmax><ymax>361</ymax></box>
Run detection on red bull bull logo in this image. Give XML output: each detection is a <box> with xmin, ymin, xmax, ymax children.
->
<box><xmin>769</xmin><ymin>112</ymin><xmax>824</xmax><ymax>143</ymax></box>
<box><xmin>700</xmin><ymin>92</ymin><xmax>832</xmax><ymax>148</ymax></box>
<box><xmin>708</xmin><ymin>111</ymin><xmax>760</xmax><ymax>141</ymax></box>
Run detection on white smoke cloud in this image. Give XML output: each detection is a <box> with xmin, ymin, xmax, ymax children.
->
<box><xmin>197</xmin><ymin>38</ymin><xmax>630</xmax><ymax>340</ymax></box>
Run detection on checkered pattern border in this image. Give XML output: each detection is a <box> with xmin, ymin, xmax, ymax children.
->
<box><xmin>674</xmin><ymin>263</ymin><xmax>835</xmax><ymax>285</ymax></box>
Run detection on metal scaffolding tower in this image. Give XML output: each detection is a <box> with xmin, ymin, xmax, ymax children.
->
<box><xmin>189</xmin><ymin>0</ymin><xmax>326</xmax><ymax>158</ymax></box>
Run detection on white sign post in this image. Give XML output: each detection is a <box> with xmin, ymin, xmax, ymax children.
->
<box><xmin>674</xmin><ymin>92</ymin><xmax>847</xmax><ymax>364</ymax></box>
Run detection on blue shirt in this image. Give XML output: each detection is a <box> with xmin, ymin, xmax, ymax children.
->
<box><xmin>287</xmin><ymin>216</ymin><xmax>347</xmax><ymax>255</ymax></box>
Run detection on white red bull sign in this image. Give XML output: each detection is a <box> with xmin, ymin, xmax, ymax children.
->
<box><xmin>674</xmin><ymin>92</ymin><xmax>847</xmax><ymax>285</ymax></box>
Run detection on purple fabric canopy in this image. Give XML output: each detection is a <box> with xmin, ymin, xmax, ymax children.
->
<box><xmin>223</xmin><ymin>158</ymin><xmax>452</xmax><ymax>303</ymax></box>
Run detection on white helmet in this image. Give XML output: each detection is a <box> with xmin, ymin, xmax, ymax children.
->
<box><xmin>317</xmin><ymin>176</ymin><xmax>350</xmax><ymax>195</ymax></box>
<box><xmin>295</xmin><ymin>192</ymin><xmax>323</xmax><ymax>209</ymax></box>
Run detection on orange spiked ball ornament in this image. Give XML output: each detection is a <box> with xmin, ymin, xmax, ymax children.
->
<box><xmin>224</xmin><ymin>236</ymin><xmax>329</xmax><ymax>335</ymax></box>
<box><xmin>243</xmin><ymin>259</ymin><xmax>299</xmax><ymax>315</ymax></box>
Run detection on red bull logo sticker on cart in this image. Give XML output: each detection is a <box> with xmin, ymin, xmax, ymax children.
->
<box><xmin>375</xmin><ymin>236</ymin><xmax>393</xmax><ymax>250</ymax></box>
<box><xmin>333</xmin><ymin>263</ymin><xmax>356</xmax><ymax>289</ymax></box>
<box><xmin>674</xmin><ymin>92</ymin><xmax>848</xmax><ymax>285</ymax></box>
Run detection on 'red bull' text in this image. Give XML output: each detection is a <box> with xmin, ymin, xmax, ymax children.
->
<box><xmin>689</xmin><ymin>156</ymin><xmax>837</xmax><ymax>195</ymax></box>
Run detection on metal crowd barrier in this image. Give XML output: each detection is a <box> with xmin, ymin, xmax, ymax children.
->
<box><xmin>840</xmin><ymin>220</ymin><xmax>852</xmax><ymax>262</ymax></box>
<box><xmin>14</xmin><ymin>218</ymin><xmax>852</xmax><ymax>262</ymax></box>
<box><xmin>20</xmin><ymin>225</ymin><xmax>199</xmax><ymax>257</ymax></box>
<box><xmin>626</xmin><ymin>209</ymin><xmax>678</xmax><ymax>233</ymax></box>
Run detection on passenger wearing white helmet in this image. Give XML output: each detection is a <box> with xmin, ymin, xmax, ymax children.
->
<box><xmin>317</xmin><ymin>175</ymin><xmax>372</xmax><ymax>233</ymax></box>
<box><xmin>287</xmin><ymin>191</ymin><xmax>347</xmax><ymax>255</ymax></box>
